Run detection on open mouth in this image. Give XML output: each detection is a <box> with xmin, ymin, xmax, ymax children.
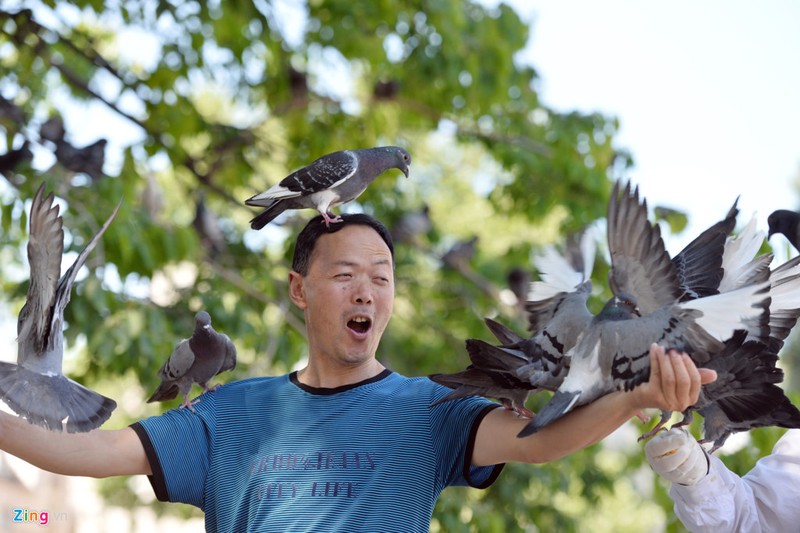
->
<box><xmin>347</xmin><ymin>316</ymin><xmax>372</xmax><ymax>334</ymax></box>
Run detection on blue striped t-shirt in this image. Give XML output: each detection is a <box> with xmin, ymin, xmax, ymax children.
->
<box><xmin>132</xmin><ymin>369</ymin><xmax>503</xmax><ymax>532</ymax></box>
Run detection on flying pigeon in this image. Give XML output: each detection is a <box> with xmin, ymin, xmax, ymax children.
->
<box><xmin>0</xmin><ymin>184</ymin><xmax>120</xmax><ymax>432</ymax></box>
<box><xmin>430</xmin><ymin>231</ymin><xmax>598</xmax><ymax>415</ymax></box>
<box><xmin>245</xmin><ymin>146</ymin><xmax>411</xmax><ymax>229</ymax></box>
<box><xmin>767</xmin><ymin>209</ymin><xmax>800</xmax><ymax>252</ymax></box>
<box><xmin>147</xmin><ymin>311</ymin><xmax>237</xmax><ymax>412</ymax></box>
<box><xmin>638</xmin><ymin>217</ymin><xmax>800</xmax><ymax>441</ymax></box>
<box><xmin>517</xmin><ymin>181</ymin><xmax>771</xmax><ymax>438</ymax></box>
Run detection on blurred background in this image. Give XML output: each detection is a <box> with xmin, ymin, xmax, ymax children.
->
<box><xmin>0</xmin><ymin>1</ymin><xmax>798</xmax><ymax>531</ymax></box>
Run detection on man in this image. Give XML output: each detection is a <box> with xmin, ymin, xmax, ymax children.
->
<box><xmin>0</xmin><ymin>214</ymin><xmax>714</xmax><ymax>531</ymax></box>
<box><xmin>646</xmin><ymin>427</ymin><xmax>800</xmax><ymax>532</ymax></box>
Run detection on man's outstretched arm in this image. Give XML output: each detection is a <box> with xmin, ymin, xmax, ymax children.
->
<box><xmin>0</xmin><ymin>410</ymin><xmax>150</xmax><ymax>477</ymax></box>
<box><xmin>473</xmin><ymin>344</ymin><xmax>716</xmax><ymax>466</ymax></box>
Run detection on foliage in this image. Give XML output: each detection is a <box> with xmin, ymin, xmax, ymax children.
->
<box><xmin>0</xmin><ymin>1</ymin><xmax>794</xmax><ymax>531</ymax></box>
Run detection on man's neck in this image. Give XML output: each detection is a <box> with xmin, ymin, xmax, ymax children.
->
<box><xmin>295</xmin><ymin>358</ymin><xmax>386</xmax><ymax>389</ymax></box>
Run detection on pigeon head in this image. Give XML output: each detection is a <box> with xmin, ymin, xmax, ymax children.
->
<box><xmin>385</xmin><ymin>146</ymin><xmax>411</xmax><ymax>178</ymax></box>
<box><xmin>767</xmin><ymin>209</ymin><xmax>799</xmax><ymax>238</ymax></box>
<box><xmin>598</xmin><ymin>292</ymin><xmax>641</xmax><ymax>322</ymax></box>
<box><xmin>195</xmin><ymin>311</ymin><xmax>212</xmax><ymax>329</ymax></box>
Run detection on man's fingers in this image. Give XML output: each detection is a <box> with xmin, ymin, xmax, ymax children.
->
<box><xmin>699</xmin><ymin>368</ymin><xmax>717</xmax><ymax>385</ymax></box>
<box><xmin>658</xmin><ymin>350</ymin><xmax>678</xmax><ymax>408</ymax></box>
<box><xmin>683</xmin><ymin>354</ymin><xmax>702</xmax><ymax>407</ymax></box>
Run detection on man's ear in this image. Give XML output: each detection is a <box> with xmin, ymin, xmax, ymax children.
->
<box><xmin>288</xmin><ymin>271</ymin><xmax>307</xmax><ymax>309</ymax></box>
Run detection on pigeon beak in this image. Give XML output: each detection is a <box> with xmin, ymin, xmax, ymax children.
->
<box><xmin>401</xmin><ymin>166</ymin><xmax>409</xmax><ymax>178</ymax></box>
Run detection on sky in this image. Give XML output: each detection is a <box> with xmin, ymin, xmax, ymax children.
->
<box><xmin>507</xmin><ymin>0</ymin><xmax>800</xmax><ymax>258</ymax></box>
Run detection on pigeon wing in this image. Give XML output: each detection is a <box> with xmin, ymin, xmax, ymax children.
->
<box><xmin>279</xmin><ymin>150</ymin><xmax>358</xmax><ymax>195</ymax></box>
<box><xmin>671</xmin><ymin>198</ymin><xmax>737</xmax><ymax>301</ymax></box>
<box><xmin>219</xmin><ymin>333</ymin><xmax>237</xmax><ymax>373</ymax></box>
<box><xmin>607</xmin><ymin>180</ymin><xmax>682</xmax><ymax>314</ymax></box>
<box><xmin>158</xmin><ymin>339</ymin><xmax>196</xmax><ymax>382</ymax></box>
<box><xmin>48</xmin><ymin>198</ymin><xmax>121</xmax><ymax>351</ymax></box>
<box><xmin>17</xmin><ymin>184</ymin><xmax>64</xmax><ymax>357</ymax></box>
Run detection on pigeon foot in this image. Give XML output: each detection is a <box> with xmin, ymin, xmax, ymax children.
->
<box><xmin>321</xmin><ymin>211</ymin><xmax>343</xmax><ymax>227</ymax></box>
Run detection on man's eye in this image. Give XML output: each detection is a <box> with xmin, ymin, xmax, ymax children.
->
<box><xmin>335</xmin><ymin>273</ymin><xmax>353</xmax><ymax>279</ymax></box>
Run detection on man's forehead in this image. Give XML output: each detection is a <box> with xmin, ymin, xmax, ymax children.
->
<box><xmin>313</xmin><ymin>225</ymin><xmax>392</xmax><ymax>263</ymax></box>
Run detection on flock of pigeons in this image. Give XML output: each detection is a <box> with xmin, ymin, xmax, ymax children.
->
<box><xmin>432</xmin><ymin>181</ymin><xmax>800</xmax><ymax>451</ymax></box>
<box><xmin>1</xmin><ymin>145</ymin><xmax>800</xmax><ymax>456</ymax></box>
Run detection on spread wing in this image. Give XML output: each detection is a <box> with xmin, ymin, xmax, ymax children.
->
<box><xmin>17</xmin><ymin>184</ymin><xmax>64</xmax><ymax>355</ymax></box>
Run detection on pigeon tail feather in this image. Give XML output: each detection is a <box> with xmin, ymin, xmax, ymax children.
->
<box><xmin>249</xmin><ymin>201</ymin><xmax>287</xmax><ymax>230</ymax></box>
<box><xmin>517</xmin><ymin>390</ymin><xmax>581</xmax><ymax>437</ymax></box>
<box><xmin>147</xmin><ymin>381</ymin><xmax>181</xmax><ymax>403</ymax></box>
<box><xmin>0</xmin><ymin>362</ymin><xmax>116</xmax><ymax>433</ymax></box>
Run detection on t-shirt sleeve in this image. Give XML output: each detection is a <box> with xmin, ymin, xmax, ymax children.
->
<box><xmin>427</xmin><ymin>382</ymin><xmax>504</xmax><ymax>489</ymax></box>
<box><xmin>130</xmin><ymin>405</ymin><xmax>214</xmax><ymax>508</ymax></box>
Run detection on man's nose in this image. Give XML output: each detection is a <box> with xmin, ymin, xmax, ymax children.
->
<box><xmin>352</xmin><ymin>279</ymin><xmax>373</xmax><ymax>305</ymax></box>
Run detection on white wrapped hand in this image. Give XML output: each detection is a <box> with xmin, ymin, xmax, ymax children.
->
<box><xmin>645</xmin><ymin>428</ymin><xmax>709</xmax><ymax>486</ymax></box>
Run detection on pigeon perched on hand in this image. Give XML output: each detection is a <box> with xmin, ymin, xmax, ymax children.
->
<box><xmin>0</xmin><ymin>184</ymin><xmax>120</xmax><ymax>432</ymax></box>
<box><xmin>517</xmin><ymin>181</ymin><xmax>771</xmax><ymax>438</ymax></box>
<box><xmin>147</xmin><ymin>311</ymin><xmax>237</xmax><ymax>412</ymax></box>
<box><xmin>430</xmin><ymin>231</ymin><xmax>598</xmax><ymax>416</ymax></box>
<box><xmin>767</xmin><ymin>209</ymin><xmax>800</xmax><ymax>252</ymax></box>
<box><xmin>245</xmin><ymin>146</ymin><xmax>411</xmax><ymax>229</ymax></box>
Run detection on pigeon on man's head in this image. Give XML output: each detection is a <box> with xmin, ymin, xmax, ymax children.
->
<box><xmin>147</xmin><ymin>311</ymin><xmax>237</xmax><ymax>412</ymax></box>
<box><xmin>245</xmin><ymin>146</ymin><xmax>411</xmax><ymax>229</ymax></box>
<box><xmin>767</xmin><ymin>209</ymin><xmax>800</xmax><ymax>252</ymax></box>
<box><xmin>0</xmin><ymin>184</ymin><xmax>120</xmax><ymax>432</ymax></box>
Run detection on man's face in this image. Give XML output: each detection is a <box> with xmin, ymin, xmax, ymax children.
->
<box><xmin>289</xmin><ymin>224</ymin><xmax>394</xmax><ymax>368</ymax></box>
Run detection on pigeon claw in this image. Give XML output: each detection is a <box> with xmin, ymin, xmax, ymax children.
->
<box><xmin>179</xmin><ymin>396</ymin><xmax>202</xmax><ymax>413</ymax></box>
<box><xmin>321</xmin><ymin>211</ymin><xmax>343</xmax><ymax>227</ymax></box>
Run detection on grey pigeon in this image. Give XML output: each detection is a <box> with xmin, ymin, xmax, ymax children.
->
<box><xmin>441</xmin><ymin>235</ymin><xmax>478</xmax><ymax>270</ymax></box>
<box><xmin>517</xmin><ymin>181</ymin><xmax>771</xmax><ymax>438</ymax></box>
<box><xmin>639</xmin><ymin>217</ymin><xmax>800</xmax><ymax>441</ymax></box>
<box><xmin>0</xmin><ymin>184</ymin><xmax>120</xmax><ymax>432</ymax></box>
<box><xmin>193</xmin><ymin>191</ymin><xmax>227</xmax><ymax>256</ymax></box>
<box><xmin>391</xmin><ymin>204</ymin><xmax>431</xmax><ymax>246</ymax></box>
<box><xmin>245</xmin><ymin>146</ymin><xmax>411</xmax><ymax>229</ymax></box>
<box><xmin>147</xmin><ymin>311</ymin><xmax>237</xmax><ymax>412</ymax></box>
<box><xmin>671</xmin><ymin>331</ymin><xmax>800</xmax><ymax>453</ymax></box>
<box><xmin>767</xmin><ymin>209</ymin><xmax>800</xmax><ymax>252</ymax></box>
<box><xmin>430</xmin><ymin>318</ymin><xmax>561</xmax><ymax>418</ymax></box>
<box><xmin>430</xmin><ymin>231</ymin><xmax>598</xmax><ymax>416</ymax></box>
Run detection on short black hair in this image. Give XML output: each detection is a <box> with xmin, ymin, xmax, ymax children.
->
<box><xmin>291</xmin><ymin>214</ymin><xmax>395</xmax><ymax>275</ymax></box>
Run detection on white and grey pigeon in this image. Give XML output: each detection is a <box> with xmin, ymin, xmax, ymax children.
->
<box><xmin>147</xmin><ymin>311</ymin><xmax>237</xmax><ymax>412</ymax></box>
<box><xmin>245</xmin><ymin>146</ymin><xmax>411</xmax><ymax>229</ymax></box>
<box><xmin>0</xmin><ymin>184</ymin><xmax>120</xmax><ymax>432</ymax></box>
<box><xmin>430</xmin><ymin>229</ymin><xmax>599</xmax><ymax>415</ymax></box>
<box><xmin>517</xmin><ymin>181</ymin><xmax>771</xmax><ymax>438</ymax></box>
